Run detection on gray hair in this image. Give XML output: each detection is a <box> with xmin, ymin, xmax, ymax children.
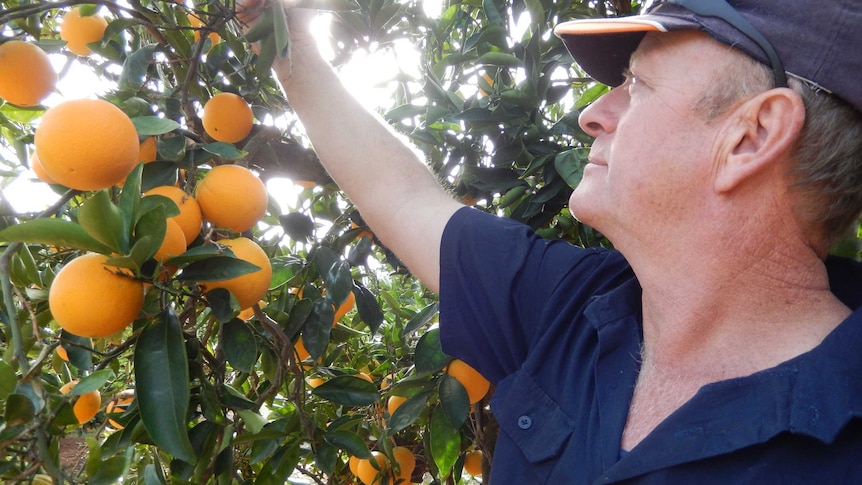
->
<box><xmin>694</xmin><ymin>51</ymin><xmax>862</xmax><ymax>253</ymax></box>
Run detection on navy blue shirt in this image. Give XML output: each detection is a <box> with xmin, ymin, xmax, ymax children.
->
<box><xmin>439</xmin><ymin>207</ymin><xmax>862</xmax><ymax>484</ymax></box>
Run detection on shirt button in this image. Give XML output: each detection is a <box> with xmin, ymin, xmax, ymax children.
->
<box><xmin>517</xmin><ymin>415</ymin><xmax>532</xmax><ymax>429</ymax></box>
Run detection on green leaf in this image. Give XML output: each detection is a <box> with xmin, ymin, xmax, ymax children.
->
<box><xmin>132</xmin><ymin>116</ymin><xmax>181</xmax><ymax>136</ymax></box>
<box><xmin>482</xmin><ymin>0</ymin><xmax>504</xmax><ymax>26</ymax></box>
<box><xmin>302</xmin><ymin>298</ymin><xmax>334</xmax><ymax>361</ymax></box>
<box><xmin>323</xmin><ymin>260</ymin><xmax>352</xmax><ymax>308</ymax></box>
<box><xmin>312</xmin><ymin>375</ymin><xmax>379</xmax><ymax>406</ymax></box>
<box><xmin>223</xmin><ymin>319</ymin><xmax>258</xmax><ymax>373</ymax></box>
<box><xmin>354</xmin><ymin>283</ymin><xmax>384</xmax><ymax>334</ymax></box>
<box><xmin>120</xmin><ymin>44</ymin><xmax>159</xmax><ymax>91</ymax></box>
<box><xmin>119</xmin><ymin>163</ymin><xmax>144</xmax><ymax>239</ymax></box>
<box><xmin>202</xmin><ymin>142</ymin><xmax>247</xmax><ymax>160</ymax></box>
<box><xmin>88</xmin><ymin>455</ymin><xmax>128</xmax><ymax>485</ymax></box>
<box><xmin>323</xmin><ymin>429</ymin><xmax>371</xmax><ymax>458</ymax></box>
<box><xmin>134</xmin><ymin>309</ymin><xmax>195</xmax><ymax>463</ymax></box>
<box><xmin>71</xmin><ymin>369</ymin><xmax>114</xmax><ymax>395</ymax></box>
<box><xmin>237</xmin><ymin>409</ymin><xmax>267</xmax><ymax>434</ymax></box>
<box><xmin>177</xmin><ymin>256</ymin><xmax>260</xmax><ymax>282</ymax></box>
<box><xmin>554</xmin><ymin>149</ymin><xmax>588</xmax><ymax>189</ymax></box>
<box><xmin>4</xmin><ymin>394</ymin><xmax>35</xmax><ymax>426</ymax></box>
<box><xmin>78</xmin><ymin>190</ymin><xmax>127</xmax><ymax>253</ymax></box>
<box><xmin>0</xmin><ymin>362</ymin><xmax>16</xmax><ymax>400</ymax></box>
<box><xmin>430</xmin><ymin>407</ymin><xmax>460</xmax><ymax>477</ymax></box>
<box><xmin>438</xmin><ymin>374</ymin><xmax>469</xmax><ymax>428</ymax></box>
<box><xmin>162</xmin><ymin>244</ymin><xmax>223</xmax><ymax>267</ymax></box>
<box><xmin>386</xmin><ymin>391</ymin><xmax>430</xmax><ymax>436</ymax></box>
<box><xmin>132</xmin><ymin>205</ymin><xmax>168</xmax><ymax>264</ymax></box>
<box><xmin>0</xmin><ymin>219</ymin><xmax>112</xmax><ymax>254</ymax></box>
<box><xmin>475</xmin><ymin>51</ymin><xmax>522</xmax><ymax>68</ymax></box>
<box><xmin>279</xmin><ymin>212</ymin><xmax>315</xmax><ymax>242</ymax></box>
<box><xmin>401</xmin><ymin>302</ymin><xmax>439</xmax><ymax>336</ymax></box>
<box><xmin>414</xmin><ymin>328</ymin><xmax>449</xmax><ymax>375</ymax></box>
<box><xmin>140</xmin><ymin>194</ymin><xmax>180</xmax><ymax>219</ymax></box>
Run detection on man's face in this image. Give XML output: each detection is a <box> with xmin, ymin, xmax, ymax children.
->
<box><xmin>568</xmin><ymin>31</ymin><xmax>732</xmax><ymax>248</ymax></box>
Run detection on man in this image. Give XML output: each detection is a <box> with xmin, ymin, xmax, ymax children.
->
<box><xmin>241</xmin><ymin>0</ymin><xmax>862</xmax><ymax>482</ymax></box>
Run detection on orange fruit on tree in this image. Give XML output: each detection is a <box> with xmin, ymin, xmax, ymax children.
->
<box><xmin>333</xmin><ymin>290</ymin><xmax>356</xmax><ymax>325</ymax></box>
<box><xmin>294</xmin><ymin>179</ymin><xmax>317</xmax><ymax>189</ymax></box>
<box><xmin>356</xmin><ymin>451</ymin><xmax>390</xmax><ymax>485</ymax></box>
<box><xmin>196</xmin><ymin>164</ymin><xmax>268</xmax><ymax>233</ymax></box>
<box><xmin>105</xmin><ymin>389</ymin><xmax>135</xmax><ymax>429</ymax></box>
<box><xmin>201</xmin><ymin>92</ymin><xmax>253</xmax><ymax>143</ymax></box>
<box><xmin>187</xmin><ymin>13</ymin><xmax>221</xmax><ymax>48</ymax></box>
<box><xmin>392</xmin><ymin>446</ymin><xmax>416</xmax><ymax>482</ymax></box>
<box><xmin>294</xmin><ymin>337</ymin><xmax>310</xmax><ymax>361</ymax></box>
<box><xmin>59</xmin><ymin>380</ymin><xmax>102</xmax><ymax>426</ymax></box>
<box><xmin>60</xmin><ymin>7</ymin><xmax>108</xmax><ymax>56</ymax></box>
<box><xmin>35</xmin><ymin>98</ymin><xmax>140</xmax><ymax>191</ymax></box>
<box><xmin>355</xmin><ymin>372</ymin><xmax>373</xmax><ymax>383</ymax></box>
<box><xmin>153</xmin><ymin>218</ymin><xmax>187</xmax><ymax>263</ymax></box>
<box><xmin>30</xmin><ymin>152</ymin><xmax>58</xmax><ymax>184</ymax></box>
<box><xmin>237</xmin><ymin>300</ymin><xmax>266</xmax><ymax>320</ymax></box>
<box><xmin>387</xmin><ymin>395</ymin><xmax>407</xmax><ymax>417</ymax></box>
<box><xmin>139</xmin><ymin>136</ymin><xmax>158</xmax><ymax>163</ymax></box>
<box><xmin>349</xmin><ymin>455</ymin><xmax>362</xmax><ymax>476</ymax></box>
<box><xmin>55</xmin><ymin>345</ymin><xmax>69</xmax><ymax>362</ymax></box>
<box><xmin>49</xmin><ymin>253</ymin><xmax>145</xmax><ymax>338</ymax></box>
<box><xmin>199</xmin><ymin>237</ymin><xmax>272</xmax><ymax>309</ymax></box>
<box><xmin>446</xmin><ymin>359</ymin><xmax>490</xmax><ymax>404</ymax></box>
<box><xmin>0</xmin><ymin>40</ymin><xmax>57</xmax><ymax>107</ymax></box>
<box><xmin>307</xmin><ymin>377</ymin><xmax>325</xmax><ymax>388</ymax></box>
<box><xmin>464</xmin><ymin>449</ymin><xmax>483</xmax><ymax>476</ymax></box>
<box><xmin>143</xmin><ymin>185</ymin><xmax>203</xmax><ymax>244</ymax></box>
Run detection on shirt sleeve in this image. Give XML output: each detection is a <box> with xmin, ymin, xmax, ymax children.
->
<box><xmin>438</xmin><ymin>207</ymin><xmax>625</xmax><ymax>383</ymax></box>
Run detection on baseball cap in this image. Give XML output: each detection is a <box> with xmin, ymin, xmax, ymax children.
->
<box><xmin>554</xmin><ymin>0</ymin><xmax>862</xmax><ymax>114</ymax></box>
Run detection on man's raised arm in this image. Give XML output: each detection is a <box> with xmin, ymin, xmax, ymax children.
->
<box><xmin>239</xmin><ymin>4</ymin><xmax>462</xmax><ymax>293</ymax></box>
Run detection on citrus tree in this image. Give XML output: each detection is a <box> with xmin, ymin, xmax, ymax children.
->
<box><xmin>0</xmin><ymin>0</ymin><xmax>637</xmax><ymax>483</ymax></box>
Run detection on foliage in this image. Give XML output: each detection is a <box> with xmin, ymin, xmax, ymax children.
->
<box><xmin>0</xmin><ymin>0</ymin><xmax>639</xmax><ymax>483</ymax></box>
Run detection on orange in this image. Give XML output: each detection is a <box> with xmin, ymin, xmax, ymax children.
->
<box><xmin>387</xmin><ymin>395</ymin><xmax>407</xmax><ymax>417</ymax></box>
<box><xmin>392</xmin><ymin>446</ymin><xmax>416</xmax><ymax>482</ymax></box>
<box><xmin>356</xmin><ymin>451</ymin><xmax>390</xmax><ymax>485</ymax></box>
<box><xmin>49</xmin><ymin>253</ymin><xmax>145</xmax><ymax>338</ymax></box>
<box><xmin>199</xmin><ymin>237</ymin><xmax>271</xmax><ymax>309</ymax></box>
<box><xmin>35</xmin><ymin>98</ymin><xmax>140</xmax><ymax>191</ymax></box>
<box><xmin>143</xmin><ymin>185</ymin><xmax>203</xmax><ymax>244</ymax></box>
<box><xmin>55</xmin><ymin>345</ymin><xmax>69</xmax><ymax>362</ymax></box>
<box><xmin>187</xmin><ymin>13</ymin><xmax>221</xmax><ymax>48</ymax></box>
<box><xmin>307</xmin><ymin>377</ymin><xmax>325</xmax><ymax>388</ymax></box>
<box><xmin>348</xmin><ymin>455</ymin><xmax>362</xmax><ymax>476</ymax></box>
<box><xmin>0</xmin><ymin>40</ymin><xmax>57</xmax><ymax>107</ymax></box>
<box><xmin>295</xmin><ymin>337</ymin><xmax>310</xmax><ymax>362</ymax></box>
<box><xmin>139</xmin><ymin>136</ymin><xmax>158</xmax><ymax>163</ymax></box>
<box><xmin>333</xmin><ymin>290</ymin><xmax>356</xmax><ymax>325</ymax></box>
<box><xmin>153</xmin><ymin>218</ymin><xmax>187</xmax><ymax>263</ymax></box>
<box><xmin>463</xmin><ymin>450</ymin><xmax>483</xmax><ymax>476</ymax></box>
<box><xmin>201</xmin><ymin>92</ymin><xmax>253</xmax><ymax>143</ymax></box>
<box><xmin>446</xmin><ymin>359</ymin><xmax>490</xmax><ymax>404</ymax></box>
<box><xmin>237</xmin><ymin>300</ymin><xmax>266</xmax><ymax>320</ymax></box>
<box><xmin>30</xmin><ymin>152</ymin><xmax>58</xmax><ymax>184</ymax></box>
<box><xmin>59</xmin><ymin>380</ymin><xmax>102</xmax><ymax>425</ymax></box>
<box><xmin>195</xmin><ymin>164</ymin><xmax>268</xmax><ymax>233</ymax></box>
<box><xmin>60</xmin><ymin>7</ymin><xmax>108</xmax><ymax>56</ymax></box>
<box><xmin>355</xmin><ymin>372</ymin><xmax>373</xmax><ymax>383</ymax></box>
<box><xmin>105</xmin><ymin>389</ymin><xmax>135</xmax><ymax>429</ymax></box>
<box><xmin>294</xmin><ymin>179</ymin><xmax>316</xmax><ymax>189</ymax></box>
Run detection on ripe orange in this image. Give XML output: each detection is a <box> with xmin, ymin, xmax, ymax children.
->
<box><xmin>35</xmin><ymin>98</ymin><xmax>140</xmax><ymax>191</ymax></box>
<box><xmin>237</xmin><ymin>300</ymin><xmax>266</xmax><ymax>320</ymax></box>
<box><xmin>463</xmin><ymin>449</ymin><xmax>483</xmax><ymax>476</ymax></box>
<box><xmin>387</xmin><ymin>395</ymin><xmax>407</xmax><ymax>417</ymax></box>
<box><xmin>199</xmin><ymin>237</ymin><xmax>271</xmax><ymax>309</ymax></box>
<box><xmin>333</xmin><ymin>290</ymin><xmax>356</xmax><ymax>325</ymax></box>
<box><xmin>307</xmin><ymin>377</ymin><xmax>325</xmax><ymax>388</ymax></box>
<box><xmin>0</xmin><ymin>40</ymin><xmax>57</xmax><ymax>107</ymax></box>
<box><xmin>392</xmin><ymin>446</ymin><xmax>416</xmax><ymax>482</ymax></box>
<box><xmin>201</xmin><ymin>92</ymin><xmax>253</xmax><ymax>143</ymax></box>
<box><xmin>49</xmin><ymin>253</ymin><xmax>145</xmax><ymax>338</ymax></box>
<box><xmin>59</xmin><ymin>380</ymin><xmax>102</xmax><ymax>425</ymax></box>
<box><xmin>294</xmin><ymin>180</ymin><xmax>317</xmax><ymax>189</ymax></box>
<box><xmin>105</xmin><ymin>389</ymin><xmax>135</xmax><ymax>429</ymax></box>
<box><xmin>139</xmin><ymin>136</ymin><xmax>158</xmax><ymax>163</ymax></box>
<box><xmin>30</xmin><ymin>152</ymin><xmax>58</xmax><ymax>184</ymax></box>
<box><xmin>349</xmin><ymin>455</ymin><xmax>362</xmax><ymax>476</ymax></box>
<box><xmin>153</xmin><ymin>218</ymin><xmax>187</xmax><ymax>263</ymax></box>
<box><xmin>55</xmin><ymin>345</ymin><xmax>69</xmax><ymax>362</ymax></box>
<box><xmin>60</xmin><ymin>7</ymin><xmax>108</xmax><ymax>56</ymax></box>
<box><xmin>356</xmin><ymin>451</ymin><xmax>390</xmax><ymax>485</ymax></box>
<box><xmin>187</xmin><ymin>13</ymin><xmax>221</xmax><ymax>48</ymax></box>
<box><xmin>195</xmin><ymin>164</ymin><xmax>268</xmax><ymax>233</ymax></box>
<box><xmin>143</xmin><ymin>185</ymin><xmax>203</xmax><ymax>244</ymax></box>
<box><xmin>446</xmin><ymin>359</ymin><xmax>490</xmax><ymax>404</ymax></box>
<box><xmin>355</xmin><ymin>372</ymin><xmax>373</xmax><ymax>383</ymax></box>
<box><xmin>295</xmin><ymin>337</ymin><xmax>310</xmax><ymax>362</ymax></box>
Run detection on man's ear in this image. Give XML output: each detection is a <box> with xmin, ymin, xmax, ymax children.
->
<box><xmin>714</xmin><ymin>88</ymin><xmax>805</xmax><ymax>193</ymax></box>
